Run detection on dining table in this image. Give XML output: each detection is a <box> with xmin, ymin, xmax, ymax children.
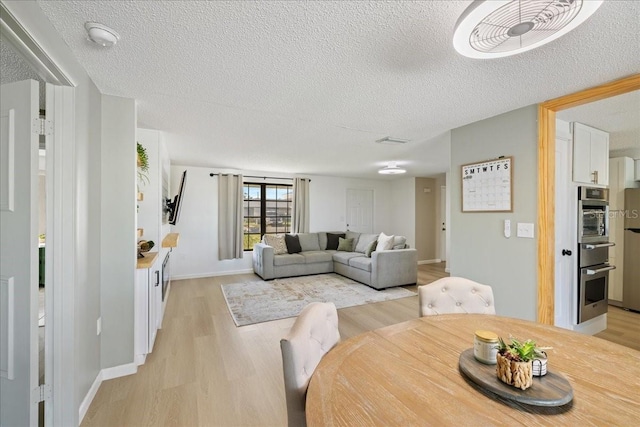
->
<box><xmin>306</xmin><ymin>314</ymin><xmax>640</xmax><ymax>426</ymax></box>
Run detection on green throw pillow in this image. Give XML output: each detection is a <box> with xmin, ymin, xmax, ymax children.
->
<box><xmin>364</xmin><ymin>240</ymin><xmax>377</xmax><ymax>257</ymax></box>
<box><xmin>337</xmin><ymin>237</ymin><xmax>354</xmax><ymax>252</ymax></box>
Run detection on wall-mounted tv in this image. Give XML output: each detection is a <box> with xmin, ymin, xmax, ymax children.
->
<box><xmin>165</xmin><ymin>170</ymin><xmax>187</xmax><ymax>225</ymax></box>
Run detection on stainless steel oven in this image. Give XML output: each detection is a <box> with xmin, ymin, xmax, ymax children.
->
<box><xmin>578</xmin><ymin>187</ymin><xmax>609</xmax><ymax>243</ymax></box>
<box><xmin>577</xmin><ymin>187</ymin><xmax>614</xmax><ymax>323</ymax></box>
<box><xmin>578</xmin><ymin>243</ymin><xmax>615</xmax><ymax>323</ymax></box>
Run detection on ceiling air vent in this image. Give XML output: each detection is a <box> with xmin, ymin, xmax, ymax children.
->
<box><xmin>375</xmin><ymin>137</ymin><xmax>410</xmax><ymax>145</ymax></box>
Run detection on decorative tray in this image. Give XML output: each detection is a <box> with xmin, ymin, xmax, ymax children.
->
<box><xmin>458</xmin><ymin>348</ymin><xmax>573</xmax><ymax>407</ymax></box>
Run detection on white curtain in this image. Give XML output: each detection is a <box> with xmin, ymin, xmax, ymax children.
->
<box><xmin>292</xmin><ymin>177</ymin><xmax>310</xmax><ymax>233</ymax></box>
<box><xmin>218</xmin><ymin>174</ymin><xmax>244</xmax><ymax>260</ymax></box>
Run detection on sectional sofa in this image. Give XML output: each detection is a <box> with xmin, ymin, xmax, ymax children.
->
<box><xmin>252</xmin><ymin>231</ymin><xmax>418</xmax><ymax>290</ymax></box>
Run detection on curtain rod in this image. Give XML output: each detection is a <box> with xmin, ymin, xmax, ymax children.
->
<box><xmin>209</xmin><ymin>173</ymin><xmax>310</xmax><ymax>182</ymax></box>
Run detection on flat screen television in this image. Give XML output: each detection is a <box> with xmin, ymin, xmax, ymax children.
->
<box><xmin>165</xmin><ymin>170</ymin><xmax>187</xmax><ymax>225</ymax></box>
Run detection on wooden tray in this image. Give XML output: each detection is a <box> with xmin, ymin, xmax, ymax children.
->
<box><xmin>458</xmin><ymin>348</ymin><xmax>573</xmax><ymax>407</ymax></box>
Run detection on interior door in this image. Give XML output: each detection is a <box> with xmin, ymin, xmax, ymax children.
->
<box><xmin>440</xmin><ymin>185</ymin><xmax>446</xmax><ymax>262</ymax></box>
<box><xmin>1</xmin><ymin>79</ymin><xmax>40</xmax><ymax>426</ymax></box>
<box><xmin>554</xmin><ymin>136</ymin><xmax>575</xmax><ymax>329</ymax></box>
<box><xmin>346</xmin><ymin>189</ymin><xmax>373</xmax><ymax>233</ymax></box>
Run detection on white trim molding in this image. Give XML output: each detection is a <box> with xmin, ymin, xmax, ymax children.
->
<box><xmin>418</xmin><ymin>259</ymin><xmax>442</xmax><ymax>265</ymax></box>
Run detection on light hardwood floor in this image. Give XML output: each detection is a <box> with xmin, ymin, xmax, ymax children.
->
<box><xmin>81</xmin><ymin>263</ymin><xmax>640</xmax><ymax>426</ymax></box>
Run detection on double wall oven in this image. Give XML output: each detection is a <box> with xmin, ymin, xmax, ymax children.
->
<box><xmin>577</xmin><ymin>187</ymin><xmax>615</xmax><ymax>323</ymax></box>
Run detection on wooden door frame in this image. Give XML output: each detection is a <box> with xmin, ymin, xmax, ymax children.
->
<box><xmin>537</xmin><ymin>74</ymin><xmax>640</xmax><ymax>324</ymax></box>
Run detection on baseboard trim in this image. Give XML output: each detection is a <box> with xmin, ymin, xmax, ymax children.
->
<box><xmin>171</xmin><ymin>269</ymin><xmax>254</xmax><ymax>280</ymax></box>
<box><xmin>79</xmin><ymin>362</ymin><xmax>138</xmax><ymax>423</ymax></box>
<box><xmin>608</xmin><ymin>299</ymin><xmax>623</xmax><ymax>308</ymax></box>
<box><xmin>79</xmin><ymin>371</ymin><xmax>103</xmax><ymax>424</ymax></box>
<box><xmin>101</xmin><ymin>362</ymin><xmax>138</xmax><ymax>381</ymax></box>
<box><xmin>418</xmin><ymin>259</ymin><xmax>442</xmax><ymax>265</ymax></box>
<box><xmin>445</xmin><ymin>268</ymin><xmax>451</xmax><ymax>273</ymax></box>
<box><xmin>134</xmin><ymin>353</ymin><xmax>147</xmax><ymax>366</ymax></box>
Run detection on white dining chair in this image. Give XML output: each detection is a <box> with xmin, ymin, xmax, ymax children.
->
<box><xmin>418</xmin><ymin>277</ymin><xmax>496</xmax><ymax>316</ymax></box>
<box><xmin>280</xmin><ymin>302</ymin><xmax>341</xmax><ymax>427</ymax></box>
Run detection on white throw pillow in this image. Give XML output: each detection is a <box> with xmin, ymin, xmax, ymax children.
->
<box><xmin>263</xmin><ymin>234</ymin><xmax>288</xmax><ymax>255</ymax></box>
<box><xmin>377</xmin><ymin>232</ymin><xmax>395</xmax><ymax>251</ymax></box>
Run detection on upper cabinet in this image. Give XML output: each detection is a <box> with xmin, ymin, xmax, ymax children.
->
<box><xmin>572</xmin><ymin>122</ymin><xmax>609</xmax><ymax>186</ymax></box>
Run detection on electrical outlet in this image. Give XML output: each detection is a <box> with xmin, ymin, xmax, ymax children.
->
<box><xmin>97</xmin><ymin>317</ymin><xmax>102</xmax><ymax>336</ymax></box>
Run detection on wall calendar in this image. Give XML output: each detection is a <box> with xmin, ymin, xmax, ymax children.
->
<box><xmin>461</xmin><ymin>157</ymin><xmax>513</xmax><ymax>212</ymax></box>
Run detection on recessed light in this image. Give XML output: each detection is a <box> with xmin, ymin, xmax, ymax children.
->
<box><xmin>85</xmin><ymin>22</ymin><xmax>120</xmax><ymax>47</ymax></box>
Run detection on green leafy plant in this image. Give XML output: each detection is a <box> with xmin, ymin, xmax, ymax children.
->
<box><xmin>137</xmin><ymin>142</ymin><xmax>149</xmax><ymax>185</ymax></box>
<box><xmin>498</xmin><ymin>336</ymin><xmax>548</xmax><ymax>362</ymax></box>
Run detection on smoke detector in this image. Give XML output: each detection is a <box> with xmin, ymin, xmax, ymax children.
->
<box><xmin>378</xmin><ymin>162</ymin><xmax>407</xmax><ymax>175</ymax></box>
<box><xmin>453</xmin><ymin>0</ymin><xmax>603</xmax><ymax>59</ymax></box>
<box><xmin>85</xmin><ymin>22</ymin><xmax>120</xmax><ymax>47</ymax></box>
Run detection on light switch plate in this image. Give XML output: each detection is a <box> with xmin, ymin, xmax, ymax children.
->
<box><xmin>517</xmin><ymin>223</ymin><xmax>534</xmax><ymax>238</ymax></box>
<box><xmin>504</xmin><ymin>220</ymin><xmax>511</xmax><ymax>238</ymax></box>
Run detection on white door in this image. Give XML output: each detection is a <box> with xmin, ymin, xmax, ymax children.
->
<box><xmin>346</xmin><ymin>189</ymin><xmax>373</xmax><ymax>233</ymax></box>
<box><xmin>555</xmin><ymin>137</ymin><xmax>575</xmax><ymax>329</ymax></box>
<box><xmin>1</xmin><ymin>80</ymin><xmax>40</xmax><ymax>426</ymax></box>
<box><xmin>440</xmin><ymin>185</ymin><xmax>446</xmax><ymax>262</ymax></box>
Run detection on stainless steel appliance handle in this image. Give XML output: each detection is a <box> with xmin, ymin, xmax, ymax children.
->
<box><xmin>586</xmin><ymin>265</ymin><xmax>616</xmax><ymax>275</ymax></box>
<box><xmin>584</xmin><ymin>242</ymin><xmax>615</xmax><ymax>249</ymax></box>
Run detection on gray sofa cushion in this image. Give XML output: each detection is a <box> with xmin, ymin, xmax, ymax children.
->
<box><xmin>273</xmin><ymin>254</ymin><xmax>305</xmax><ymax>266</ymax></box>
<box><xmin>349</xmin><ymin>256</ymin><xmax>372</xmax><ymax>272</ymax></box>
<box><xmin>393</xmin><ymin>235</ymin><xmax>407</xmax><ymax>250</ymax></box>
<box><xmin>301</xmin><ymin>251</ymin><xmax>333</xmax><ymax>264</ymax></box>
<box><xmin>346</xmin><ymin>231</ymin><xmax>361</xmax><ymax>248</ymax></box>
<box><xmin>332</xmin><ymin>251</ymin><xmax>362</xmax><ymax>266</ymax></box>
<box><xmin>297</xmin><ymin>233</ymin><xmax>321</xmax><ymax>251</ymax></box>
<box><xmin>355</xmin><ymin>233</ymin><xmax>378</xmax><ymax>253</ymax></box>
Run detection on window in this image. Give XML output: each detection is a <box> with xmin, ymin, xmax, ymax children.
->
<box><xmin>243</xmin><ymin>183</ymin><xmax>292</xmax><ymax>250</ymax></box>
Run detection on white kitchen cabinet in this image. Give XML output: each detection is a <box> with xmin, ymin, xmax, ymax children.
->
<box><xmin>572</xmin><ymin>122</ymin><xmax>609</xmax><ymax>186</ymax></box>
<box><xmin>135</xmin><ymin>253</ymin><xmax>160</xmax><ymax>364</ymax></box>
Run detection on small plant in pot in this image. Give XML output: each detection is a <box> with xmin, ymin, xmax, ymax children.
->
<box><xmin>496</xmin><ymin>337</ymin><xmax>548</xmax><ymax>390</ymax></box>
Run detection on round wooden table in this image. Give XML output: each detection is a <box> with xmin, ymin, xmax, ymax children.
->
<box><xmin>306</xmin><ymin>314</ymin><xmax>640</xmax><ymax>426</ymax></box>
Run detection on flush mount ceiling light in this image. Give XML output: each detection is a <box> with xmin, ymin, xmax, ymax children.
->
<box><xmin>453</xmin><ymin>0</ymin><xmax>603</xmax><ymax>59</ymax></box>
<box><xmin>378</xmin><ymin>161</ymin><xmax>407</xmax><ymax>175</ymax></box>
<box><xmin>84</xmin><ymin>22</ymin><xmax>120</xmax><ymax>47</ymax></box>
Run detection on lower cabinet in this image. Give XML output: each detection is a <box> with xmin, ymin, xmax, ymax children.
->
<box><xmin>135</xmin><ymin>253</ymin><xmax>160</xmax><ymax>363</ymax></box>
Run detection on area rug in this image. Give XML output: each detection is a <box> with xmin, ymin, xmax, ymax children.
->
<box><xmin>221</xmin><ymin>273</ymin><xmax>416</xmax><ymax>326</ymax></box>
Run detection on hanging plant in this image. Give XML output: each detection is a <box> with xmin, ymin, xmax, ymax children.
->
<box><xmin>137</xmin><ymin>142</ymin><xmax>150</xmax><ymax>185</ymax></box>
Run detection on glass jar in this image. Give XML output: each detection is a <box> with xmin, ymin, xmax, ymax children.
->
<box><xmin>474</xmin><ymin>330</ymin><xmax>499</xmax><ymax>364</ymax></box>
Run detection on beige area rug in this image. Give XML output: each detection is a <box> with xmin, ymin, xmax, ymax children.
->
<box><xmin>222</xmin><ymin>273</ymin><xmax>416</xmax><ymax>326</ymax></box>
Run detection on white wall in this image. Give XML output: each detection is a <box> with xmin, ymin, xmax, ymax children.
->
<box><xmin>169</xmin><ymin>167</ymin><xmax>407</xmax><ymax>279</ymax></box>
<box><xmin>450</xmin><ymin>105</ymin><xmax>538</xmax><ymax>320</ymax></box>
<box><xmin>390</xmin><ymin>178</ymin><xmax>415</xmax><ymax>248</ymax></box>
<box><xmin>100</xmin><ymin>95</ymin><xmax>137</xmax><ymax>368</ymax></box>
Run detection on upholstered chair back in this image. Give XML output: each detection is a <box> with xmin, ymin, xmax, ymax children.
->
<box><xmin>280</xmin><ymin>302</ymin><xmax>341</xmax><ymax>427</ymax></box>
<box><xmin>418</xmin><ymin>277</ymin><xmax>496</xmax><ymax>316</ymax></box>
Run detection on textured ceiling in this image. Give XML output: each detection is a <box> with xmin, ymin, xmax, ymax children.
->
<box><xmin>34</xmin><ymin>1</ymin><xmax>640</xmax><ymax>178</ymax></box>
<box><xmin>557</xmin><ymin>90</ymin><xmax>640</xmax><ymax>153</ymax></box>
<box><xmin>0</xmin><ymin>34</ymin><xmax>45</xmax><ymax>109</ymax></box>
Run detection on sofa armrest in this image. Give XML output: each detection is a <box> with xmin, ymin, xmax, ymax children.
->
<box><xmin>253</xmin><ymin>243</ymin><xmax>275</xmax><ymax>280</ymax></box>
<box><xmin>370</xmin><ymin>248</ymin><xmax>418</xmax><ymax>289</ymax></box>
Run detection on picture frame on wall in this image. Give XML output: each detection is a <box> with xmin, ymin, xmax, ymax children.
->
<box><xmin>461</xmin><ymin>156</ymin><xmax>513</xmax><ymax>212</ymax></box>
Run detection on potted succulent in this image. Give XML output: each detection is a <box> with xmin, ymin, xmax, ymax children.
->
<box><xmin>496</xmin><ymin>337</ymin><xmax>548</xmax><ymax>390</ymax></box>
